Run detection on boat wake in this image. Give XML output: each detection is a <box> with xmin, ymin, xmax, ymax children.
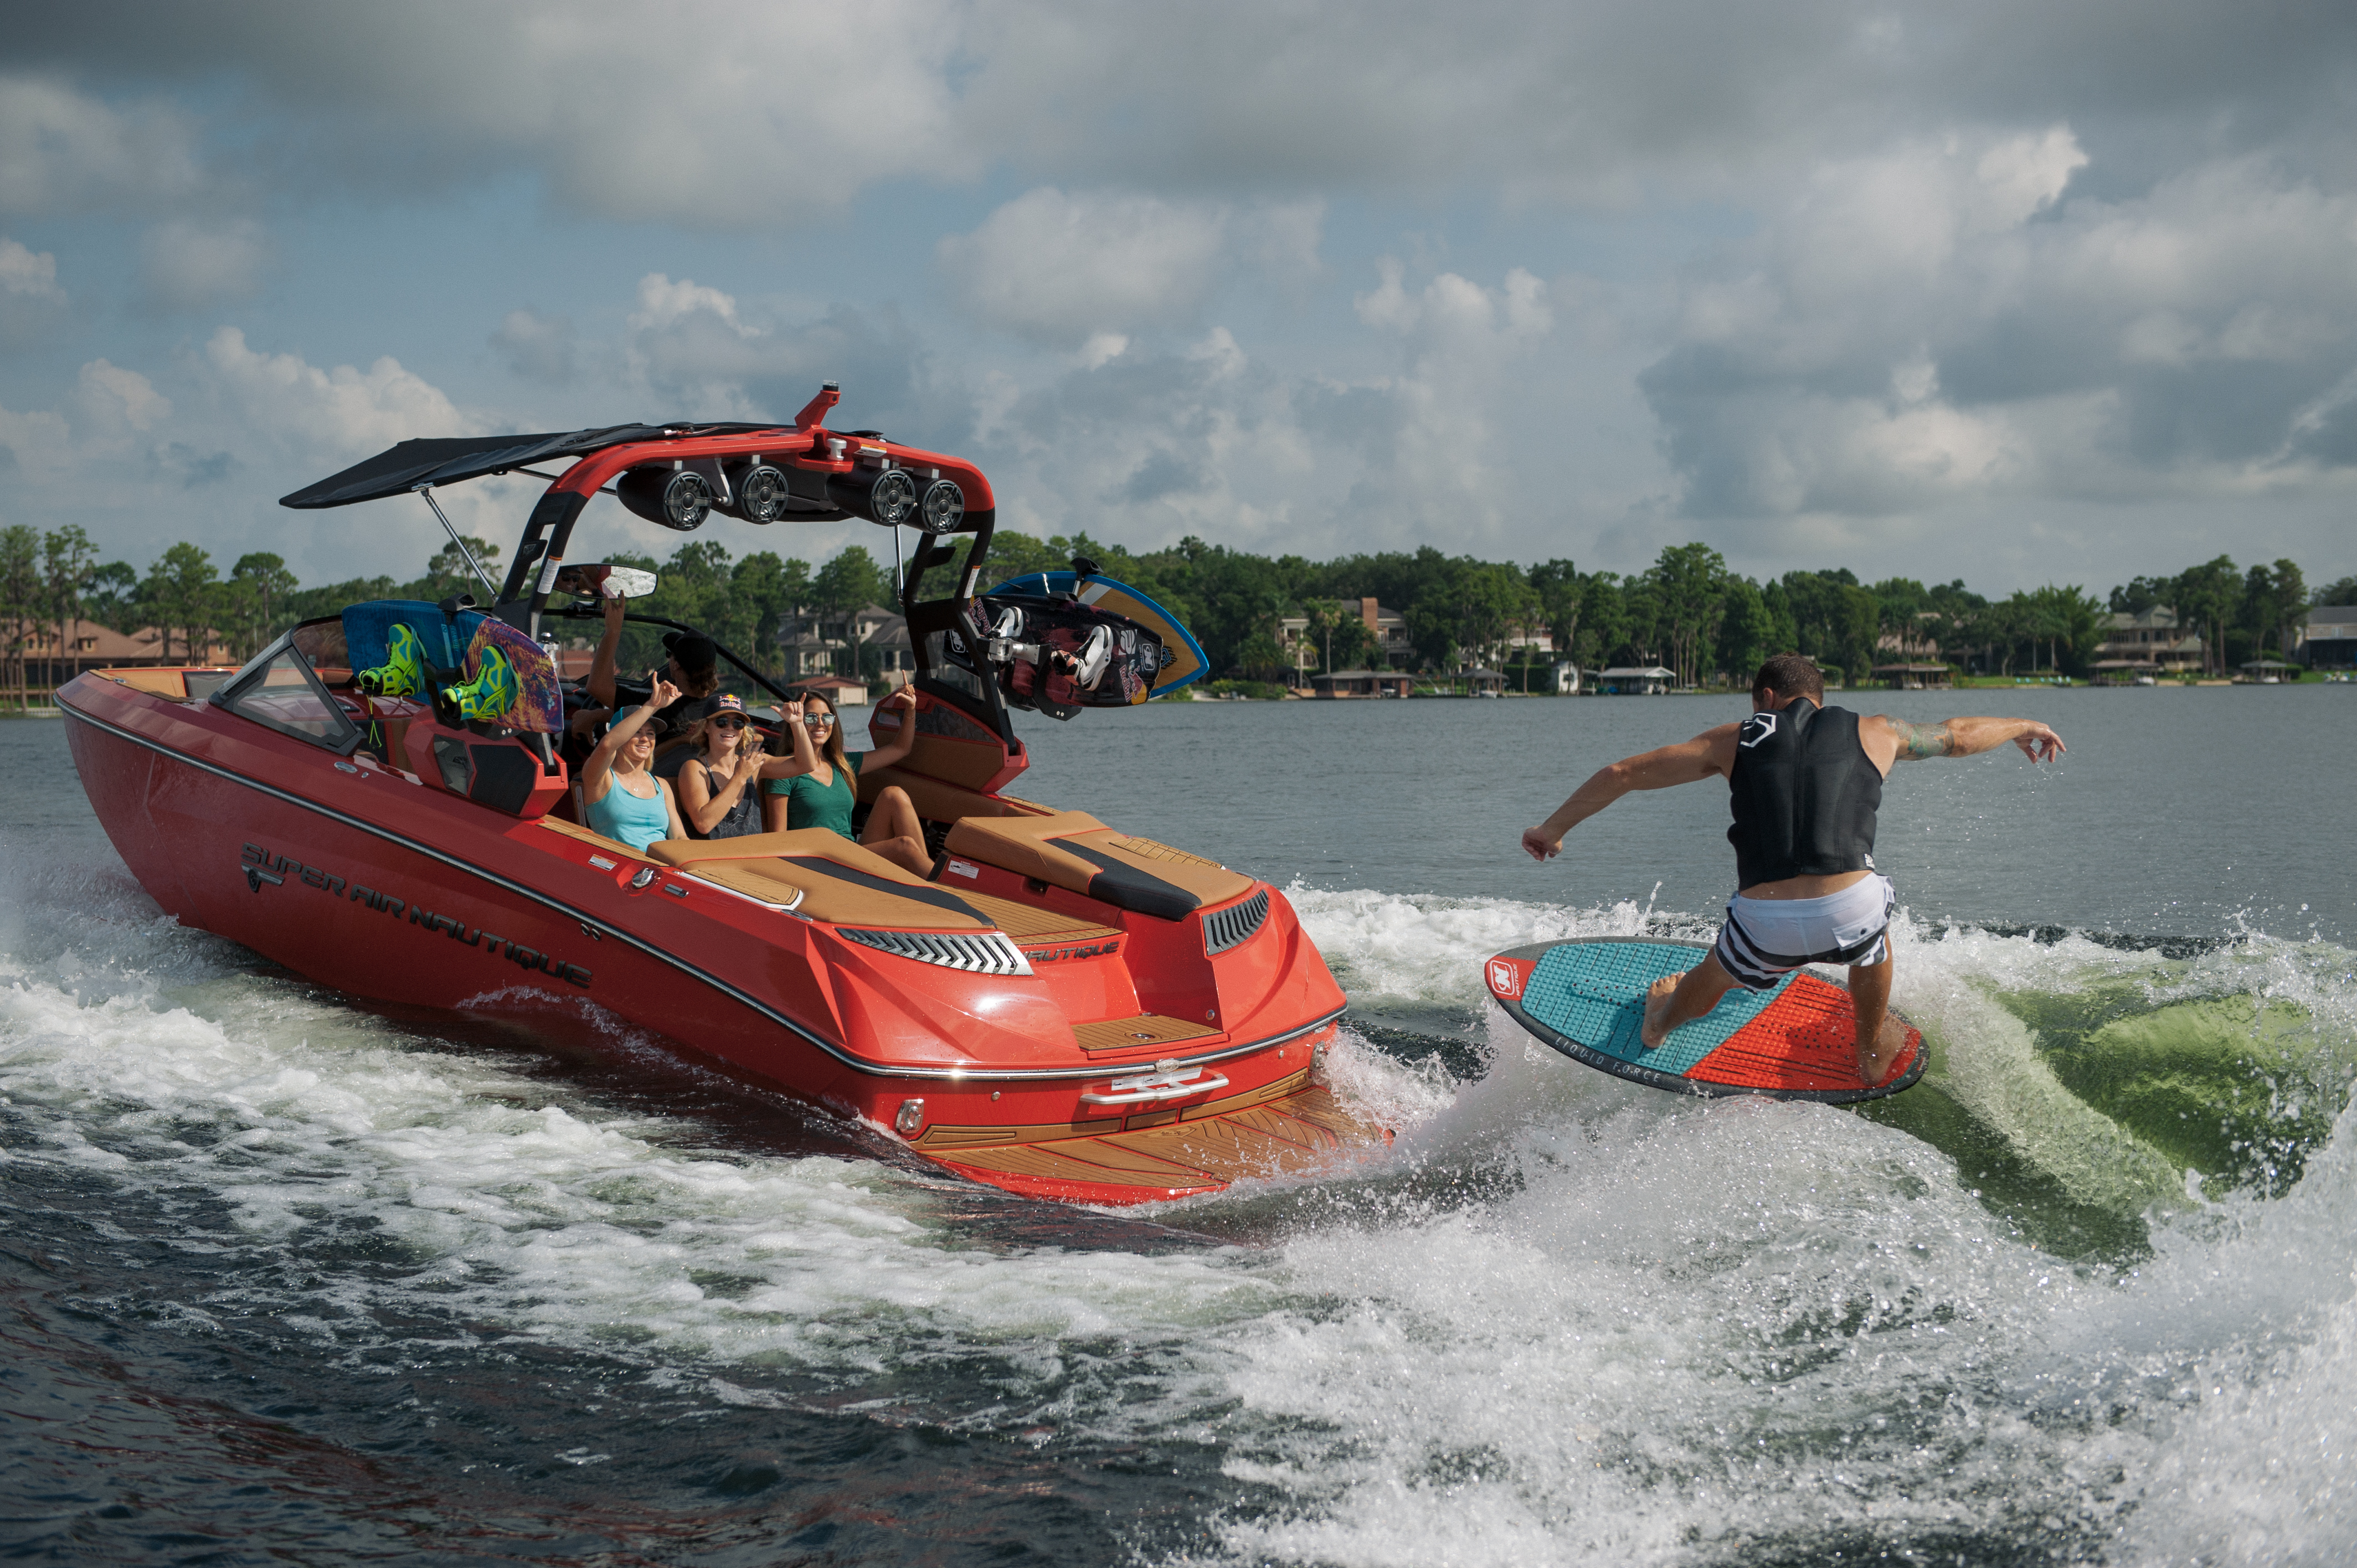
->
<box><xmin>6</xmin><ymin>840</ymin><xmax>2356</xmax><ymax>1565</ymax></box>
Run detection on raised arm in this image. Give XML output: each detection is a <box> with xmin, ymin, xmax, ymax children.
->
<box><xmin>748</xmin><ymin>700</ymin><xmax>815</xmax><ymax>782</ymax></box>
<box><xmin>586</xmin><ymin>594</ymin><xmax>626</xmax><ymax>712</ymax></box>
<box><xmin>1863</xmin><ymin>714</ymin><xmax>2066</xmax><ymax>773</ymax></box>
<box><xmin>580</xmin><ymin>673</ymin><xmax>679</xmax><ymax>804</ymax></box>
<box><xmin>860</xmin><ymin>686</ymin><xmax>920</xmax><ymax>773</ymax></box>
<box><xmin>1521</xmin><ymin>725</ymin><xmax>1740</xmax><ymax>862</ymax></box>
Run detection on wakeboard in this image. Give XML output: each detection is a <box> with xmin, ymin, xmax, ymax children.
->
<box><xmin>452</xmin><ymin>618</ymin><xmax>564</xmax><ymax>734</ymax></box>
<box><xmin>1484</xmin><ymin>937</ymin><xmax>1924</xmax><ymax>1103</ymax></box>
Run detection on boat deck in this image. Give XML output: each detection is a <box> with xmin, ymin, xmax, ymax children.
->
<box><xmin>911</xmin><ymin>1067</ymin><xmax>1386</xmax><ymax>1201</ymax></box>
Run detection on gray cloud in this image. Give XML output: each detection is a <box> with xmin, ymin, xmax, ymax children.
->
<box><xmin>1641</xmin><ymin>133</ymin><xmax>2357</xmax><ymax>524</ymax></box>
<box><xmin>8</xmin><ymin>3</ymin><xmax>2347</xmax><ymax>223</ymax></box>
<box><xmin>0</xmin><ymin>75</ymin><xmax>206</xmax><ymax>216</ymax></box>
<box><xmin>2</xmin><ymin>0</ymin><xmax>2352</xmax><ymax>592</ymax></box>
<box><xmin>490</xmin><ymin>308</ymin><xmax>578</xmax><ymax>386</ymax></box>
<box><xmin>137</xmin><ymin>218</ymin><xmax>268</xmax><ymax>312</ymax></box>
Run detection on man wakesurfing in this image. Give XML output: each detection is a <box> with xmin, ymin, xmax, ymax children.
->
<box><xmin>1519</xmin><ymin>654</ymin><xmax>2066</xmax><ymax>1085</ymax></box>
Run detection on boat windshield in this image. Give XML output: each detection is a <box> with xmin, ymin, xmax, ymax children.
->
<box><xmin>218</xmin><ymin>646</ymin><xmax>366</xmax><ymax>755</ymax></box>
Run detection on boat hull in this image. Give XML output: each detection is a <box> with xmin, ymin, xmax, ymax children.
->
<box><xmin>60</xmin><ymin>673</ymin><xmax>1372</xmax><ymax>1205</ymax></box>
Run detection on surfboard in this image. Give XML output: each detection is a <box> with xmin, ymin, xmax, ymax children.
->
<box><xmin>985</xmin><ymin>571</ymin><xmax>1209</xmax><ymax>695</ymax></box>
<box><xmin>1483</xmin><ymin>937</ymin><xmax>1924</xmax><ymax>1103</ymax></box>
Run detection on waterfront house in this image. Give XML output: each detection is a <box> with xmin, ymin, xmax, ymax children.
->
<box><xmin>1596</xmin><ymin>665</ymin><xmax>1676</xmax><ymax>695</ymax></box>
<box><xmin>2093</xmin><ymin>607</ymin><xmax>2204</xmax><ymax>672</ymax></box>
<box><xmin>2299</xmin><ymin>606</ymin><xmax>2356</xmax><ymax>669</ymax></box>
<box><xmin>1311</xmin><ymin>669</ymin><xmax>1414</xmax><ymax>698</ymax></box>
<box><xmin>795</xmin><ymin>672</ymin><xmax>871</xmax><ymax>706</ymax></box>
<box><xmin>1871</xmin><ymin>663</ymin><xmax>1953</xmax><ymax>690</ymax></box>
<box><xmin>1279</xmin><ymin>599</ymin><xmax>1413</xmax><ymax>674</ymax></box>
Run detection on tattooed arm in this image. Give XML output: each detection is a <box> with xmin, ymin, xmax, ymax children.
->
<box><xmin>1861</xmin><ymin>714</ymin><xmax>2066</xmax><ymax>773</ymax></box>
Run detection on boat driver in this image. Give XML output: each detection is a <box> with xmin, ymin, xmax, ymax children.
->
<box><xmin>579</xmin><ymin>591</ymin><xmax>721</xmax><ymax>761</ymax></box>
<box><xmin>1519</xmin><ymin>654</ymin><xmax>2066</xmax><ymax>1085</ymax></box>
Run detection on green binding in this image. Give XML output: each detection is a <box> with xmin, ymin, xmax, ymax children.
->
<box><xmin>441</xmin><ymin>645</ymin><xmax>520</xmax><ymax>724</ymax></box>
<box><xmin>357</xmin><ymin>622</ymin><xmax>428</xmax><ymax>698</ymax></box>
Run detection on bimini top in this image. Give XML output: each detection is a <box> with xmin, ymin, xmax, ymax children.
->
<box><xmin>279</xmin><ymin>424</ymin><xmax>778</xmax><ymax>509</ymax></box>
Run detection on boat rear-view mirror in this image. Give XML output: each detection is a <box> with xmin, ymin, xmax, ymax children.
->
<box><xmin>553</xmin><ymin>564</ymin><xmax>658</xmax><ymax>600</ymax></box>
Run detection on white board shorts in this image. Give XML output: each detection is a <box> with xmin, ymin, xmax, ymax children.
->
<box><xmin>1712</xmin><ymin>874</ymin><xmax>1896</xmax><ymax>991</ymax></box>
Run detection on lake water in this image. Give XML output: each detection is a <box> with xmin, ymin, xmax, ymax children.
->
<box><xmin>5</xmin><ymin>685</ymin><xmax>2355</xmax><ymax>1565</ymax></box>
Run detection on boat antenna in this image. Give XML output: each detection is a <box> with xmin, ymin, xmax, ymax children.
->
<box><xmin>412</xmin><ymin>482</ymin><xmax>500</xmax><ymax>599</ymax></box>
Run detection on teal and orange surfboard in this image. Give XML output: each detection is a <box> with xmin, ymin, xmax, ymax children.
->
<box><xmin>1484</xmin><ymin>938</ymin><xmax>1924</xmax><ymax>1103</ymax></box>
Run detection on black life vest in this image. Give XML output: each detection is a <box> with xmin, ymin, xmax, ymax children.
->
<box><xmin>1725</xmin><ymin>699</ymin><xmax>1882</xmax><ymax>890</ymax></box>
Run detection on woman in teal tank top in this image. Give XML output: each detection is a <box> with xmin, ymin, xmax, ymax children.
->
<box><xmin>764</xmin><ymin>688</ymin><xmax>930</xmax><ymax>875</ymax></box>
<box><xmin>581</xmin><ymin>674</ymin><xmax>688</xmax><ymax>853</ymax></box>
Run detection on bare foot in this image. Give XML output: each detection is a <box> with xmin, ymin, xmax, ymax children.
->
<box><xmin>1641</xmin><ymin>974</ymin><xmax>1680</xmax><ymax>1049</ymax></box>
<box><xmin>1854</xmin><ymin>1013</ymin><xmax>1907</xmax><ymax>1085</ymax></box>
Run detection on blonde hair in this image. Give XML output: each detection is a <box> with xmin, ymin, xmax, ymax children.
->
<box><xmin>681</xmin><ymin>710</ymin><xmax>758</xmax><ymax>763</ymax></box>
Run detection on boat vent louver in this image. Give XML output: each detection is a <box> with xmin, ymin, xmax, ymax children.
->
<box><xmin>1202</xmin><ymin>889</ymin><xmax>1272</xmax><ymax>956</ymax></box>
<box><xmin>837</xmin><ymin>928</ymin><xmax>1033</xmax><ymax>977</ymax></box>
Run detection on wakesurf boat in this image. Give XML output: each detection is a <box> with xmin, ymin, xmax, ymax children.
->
<box><xmin>59</xmin><ymin>384</ymin><xmax>1378</xmax><ymax>1205</ymax></box>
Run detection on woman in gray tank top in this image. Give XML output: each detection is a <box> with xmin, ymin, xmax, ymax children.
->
<box><xmin>674</xmin><ymin>693</ymin><xmax>778</xmax><ymax>840</ymax></box>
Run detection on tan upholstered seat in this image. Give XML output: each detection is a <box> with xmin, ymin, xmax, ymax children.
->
<box><xmin>649</xmin><ymin>830</ymin><xmax>994</xmax><ymax>931</ymax></box>
<box><xmin>943</xmin><ymin>813</ymin><xmax>1253</xmax><ymax>920</ymax></box>
<box><xmin>854</xmin><ymin>764</ymin><xmax>1052</xmax><ymax>826</ymax></box>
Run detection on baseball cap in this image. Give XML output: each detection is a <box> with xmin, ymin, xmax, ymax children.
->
<box><xmin>662</xmin><ymin>630</ymin><xmax>718</xmax><ymax>676</ymax></box>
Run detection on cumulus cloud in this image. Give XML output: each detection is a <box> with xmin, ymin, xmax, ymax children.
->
<box><xmin>0</xmin><ymin>238</ymin><xmax>66</xmax><ymax>305</ymax></box>
<box><xmin>959</xmin><ymin>259</ymin><xmax>1577</xmax><ymax>556</ymax></box>
<box><xmin>614</xmin><ymin>272</ymin><xmax>938</xmax><ymax>437</ymax></box>
<box><xmin>0</xmin><ymin>75</ymin><xmax>206</xmax><ymax>216</ymax></box>
<box><xmin>940</xmin><ymin>188</ymin><xmax>1233</xmax><ymax>348</ymax></box>
<box><xmin>0</xmin><ymin>235</ymin><xmax>69</xmax><ymax>343</ymax></box>
<box><xmin>0</xmin><ymin>329</ymin><xmax>558</xmax><ymax>584</ymax></box>
<box><xmin>202</xmin><ymin>326</ymin><xmax>471</xmax><ymax>457</ymax></box>
<box><xmin>138</xmin><ymin>218</ymin><xmax>269</xmax><ymax>311</ymax></box>
<box><xmin>1</xmin><ymin>2</ymin><xmax>2352</xmax><ymax>589</ymax></box>
<box><xmin>1642</xmin><ymin>130</ymin><xmax>2357</xmax><ymax>529</ymax></box>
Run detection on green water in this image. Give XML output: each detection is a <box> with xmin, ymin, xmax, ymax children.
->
<box><xmin>1864</xmin><ymin>947</ymin><xmax>2355</xmax><ymax>1261</ymax></box>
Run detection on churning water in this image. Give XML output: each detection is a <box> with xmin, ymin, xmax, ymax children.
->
<box><xmin>5</xmin><ymin>688</ymin><xmax>2355</xmax><ymax>1565</ymax></box>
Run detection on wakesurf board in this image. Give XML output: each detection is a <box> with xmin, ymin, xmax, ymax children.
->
<box><xmin>985</xmin><ymin>571</ymin><xmax>1209</xmax><ymax>697</ymax></box>
<box><xmin>1484</xmin><ymin>937</ymin><xmax>1924</xmax><ymax>1103</ymax></box>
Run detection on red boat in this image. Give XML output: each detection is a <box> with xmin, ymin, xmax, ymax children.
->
<box><xmin>59</xmin><ymin>389</ymin><xmax>1381</xmax><ymax>1205</ymax></box>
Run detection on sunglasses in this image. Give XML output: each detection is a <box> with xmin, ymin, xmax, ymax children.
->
<box><xmin>801</xmin><ymin>714</ymin><xmax>836</xmax><ymax>728</ymax></box>
<box><xmin>711</xmin><ymin>716</ymin><xmax>748</xmax><ymax>730</ymax></box>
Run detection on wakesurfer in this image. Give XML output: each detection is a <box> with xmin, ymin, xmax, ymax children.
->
<box><xmin>1520</xmin><ymin>654</ymin><xmax>2066</xmax><ymax>1085</ymax></box>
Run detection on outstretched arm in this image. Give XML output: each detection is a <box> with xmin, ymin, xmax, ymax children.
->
<box><xmin>1521</xmin><ymin>726</ymin><xmax>1738</xmax><ymax>862</ymax></box>
<box><xmin>1866</xmin><ymin>714</ymin><xmax>2066</xmax><ymax>772</ymax></box>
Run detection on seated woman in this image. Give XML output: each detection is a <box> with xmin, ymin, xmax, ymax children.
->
<box><xmin>764</xmin><ymin>685</ymin><xmax>928</xmax><ymax>875</ymax></box>
<box><xmin>673</xmin><ymin>692</ymin><xmax>795</xmax><ymax>840</ymax></box>
<box><xmin>580</xmin><ymin>672</ymin><xmax>688</xmax><ymax>852</ymax></box>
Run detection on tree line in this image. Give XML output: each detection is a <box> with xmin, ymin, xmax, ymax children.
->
<box><xmin>4</xmin><ymin>517</ymin><xmax>2350</xmax><ymax>700</ymax></box>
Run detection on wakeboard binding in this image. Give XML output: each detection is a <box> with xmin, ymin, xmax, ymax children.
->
<box><xmin>441</xmin><ymin>646</ymin><xmax>521</xmax><ymax>726</ymax></box>
<box><xmin>357</xmin><ymin>622</ymin><xmax>428</xmax><ymax>698</ymax></box>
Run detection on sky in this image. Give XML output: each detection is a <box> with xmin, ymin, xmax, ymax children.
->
<box><xmin>1</xmin><ymin>0</ymin><xmax>2353</xmax><ymax>599</ymax></box>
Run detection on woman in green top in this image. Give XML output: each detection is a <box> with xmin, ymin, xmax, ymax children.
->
<box><xmin>764</xmin><ymin>687</ymin><xmax>929</xmax><ymax>874</ymax></box>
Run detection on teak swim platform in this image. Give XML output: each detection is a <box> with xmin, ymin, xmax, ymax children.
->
<box><xmin>59</xmin><ymin>392</ymin><xmax>1378</xmax><ymax>1205</ymax></box>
